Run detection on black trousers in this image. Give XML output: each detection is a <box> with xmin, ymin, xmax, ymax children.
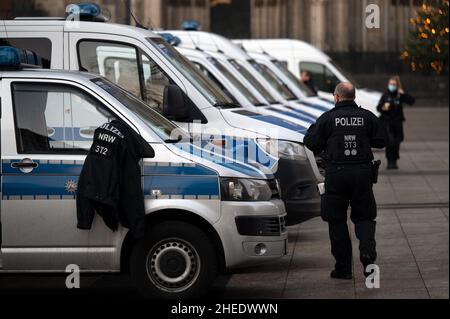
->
<box><xmin>321</xmin><ymin>163</ymin><xmax>377</xmax><ymax>273</ymax></box>
<box><xmin>385</xmin><ymin>122</ymin><xmax>404</xmax><ymax>162</ymax></box>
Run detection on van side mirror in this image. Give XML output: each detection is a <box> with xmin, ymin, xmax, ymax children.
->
<box><xmin>162</xmin><ymin>84</ymin><xmax>190</xmax><ymax>121</ymax></box>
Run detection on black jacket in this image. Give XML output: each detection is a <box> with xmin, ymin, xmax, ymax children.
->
<box><xmin>77</xmin><ymin>120</ymin><xmax>154</xmax><ymax>238</ymax></box>
<box><xmin>304</xmin><ymin>101</ymin><xmax>386</xmax><ymax>165</ymax></box>
<box><xmin>377</xmin><ymin>91</ymin><xmax>415</xmax><ymax>124</ymax></box>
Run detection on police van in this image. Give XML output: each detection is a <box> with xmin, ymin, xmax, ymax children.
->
<box><xmin>166</xmin><ymin>29</ymin><xmax>333</xmax><ymax>119</ymax></box>
<box><xmin>234</xmin><ymin>39</ymin><xmax>382</xmax><ymax>115</ymax></box>
<box><xmin>177</xmin><ymin>46</ymin><xmax>316</xmax><ymax>128</ymax></box>
<box><xmin>0</xmin><ymin>46</ymin><xmax>288</xmax><ymax>298</ymax></box>
<box><xmin>0</xmin><ymin>3</ymin><xmax>323</xmax><ymax>225</ymax></box>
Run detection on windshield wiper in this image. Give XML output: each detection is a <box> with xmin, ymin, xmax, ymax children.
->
<box><xmin>214</xmin><ymin>102</ymin><xmax>241</xmax><ymax>109</ymax></box>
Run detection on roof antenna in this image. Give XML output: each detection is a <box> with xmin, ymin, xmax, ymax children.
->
<box><xmin>186</xmin><ymin>31</ymin><xmax>203</xmax><ymax>52</ymax></box>
<box><xmin>130</xmin><ymin>10</ymin><xmax>151</xmax><ymax>30</ymax></box>
<box><xmin>208</xmin><ymin>33</ymin><xmax>224</xmax><ymax>54</ymax></box>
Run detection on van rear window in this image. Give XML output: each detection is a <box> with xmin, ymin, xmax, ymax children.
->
<box><xmin>0</xmin><ymin>38</ymin><xmax>51</xmax><ymax>68</ymax></box>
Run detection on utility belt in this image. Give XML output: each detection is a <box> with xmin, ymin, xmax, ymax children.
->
<box><xmin>325</xmin><ymin>159</ymin><xmax>381</xmax><ymax>184</ymax></box>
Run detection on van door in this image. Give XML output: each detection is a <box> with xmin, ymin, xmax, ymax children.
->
<box><xmin>0</xmin><ymin>78</ymin><xmax>119</xmax><ymax>271</ymax></box>
<box><xmin>67</xmin><ymin>33</ymin><xmax>204</xmax><ymax>133</ymax></box>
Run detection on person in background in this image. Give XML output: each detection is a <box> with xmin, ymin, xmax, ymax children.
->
<box><xmin>301</xmin><ymin>70</ymin><xmax>318</xmax><ymax>95</ymax></box>
<box><xmin>377</xmin><ymin>76</ymin><xmax>415</xmax><ymax>170</ymax></box>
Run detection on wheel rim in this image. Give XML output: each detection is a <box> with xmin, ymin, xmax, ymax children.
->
<box><xmin>145</xmin><ymin>238</ymin><xmax>201</xmax><ymax>293</ymax></box>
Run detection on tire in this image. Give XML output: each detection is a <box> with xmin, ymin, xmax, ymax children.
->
<box><xmin>130</xmin><ymin>220</ymin><xmax>218</xmax><ymax>299</ymax></box>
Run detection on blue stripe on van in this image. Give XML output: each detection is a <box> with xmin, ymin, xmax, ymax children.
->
<box><xmin>1</xmin><ymin>160</ymin><xmax>220</xmax><ymax>200</ymax></box>
<box><xmin>300</xmin><ymin>101</ymin><xmax>331</xmax><ymax>113</ymax></box>
<box><xmin>175</xmin><ymin>141</ymin><xmax>274</xmax><ymax>178</ymax></box>
<box><xmin>2</xmin><ymin>175</ymin><xmax>79</xmax><ymax>199</ymax></box>
<box><xmin>267</xmin><ymin>108</ymin><xmax>316</xmax><ymax>124</ymax></box>
<box><xmin>143</xmin><ymin>162</ymin><xmax>217</xmax><ymax>176</ymax></box>
<box><xmin>2</xmin><ymin>160</ymin><xmax>83</xmax><ymax>175</ymax></box>
<box><xmin>143</xmin><ymin>175</ymin><xmax>219</xmax><ymax>199</ymax></box>
<box><xmin>250</xmin><ymin>115</ymin><xmax>308</xmax><ymax>134</ymax></box>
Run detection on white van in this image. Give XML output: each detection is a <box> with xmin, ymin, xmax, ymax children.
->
<box><xmin>0</xmin><ymin>4</ymin><xmax>323</xmax><ymax>225</ymax></box>
<box><xmin>0</xmin><ymin>46</ymin><xmax>287</xmax><ymax>298</ymax></box>
<box><xmin>178</xmin><ymin>47</ymin><xmax>314</xmax><ymax>134</ymax></box>
<box><xmin>166</xmin><ymin>30</ymin><xmax>333</xmax><ymax>119</ymax></box>
<box><xmin>235</xmin><ymin>39</ymin><xmax>382</xmax><ymax>115</ymax></box>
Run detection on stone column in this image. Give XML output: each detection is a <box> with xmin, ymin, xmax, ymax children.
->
<box><xmin>144</xmin><ymin>0</ymin><xmax>163</xmax><ymax>29</ymax></box>
<box><xmin>309</xmin><ymin>0</ymin><xmax>327</xmax><ymax>50</ymax></box>
<box><xmin>333</xmin><ymin>0</ymin><xmax>349</xmax><ymax>52</ymax></box>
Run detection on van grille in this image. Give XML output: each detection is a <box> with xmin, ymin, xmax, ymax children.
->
<box><xmin>235</xmin><ymin>216</ymin><xmax>285</xmax><ymax>236</ymax></box>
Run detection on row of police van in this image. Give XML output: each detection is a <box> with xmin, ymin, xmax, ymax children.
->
<box><xmin>0</xmin><ymin>3</ymin><xmax>382</xmax><ymax>298</ymax></box>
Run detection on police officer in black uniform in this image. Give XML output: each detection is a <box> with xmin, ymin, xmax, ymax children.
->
<box><xmin>304</xmin><ymin>83</ymin><xmax>386</xmax><ymax>279</ymax></box>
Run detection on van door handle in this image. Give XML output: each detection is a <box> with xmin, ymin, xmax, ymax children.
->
<box><xmin>11</xmin><ymin>159</ymin><xmax>38</xmax><ymax>173</ymax></box>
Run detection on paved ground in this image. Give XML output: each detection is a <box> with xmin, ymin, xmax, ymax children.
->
<box><xmin>211</xmin><ymin>107</ymin><xmax>449</xmax><ymax>299</ymax></box>
<box><xmin>0</xmin><ymin>107</ymin><xmax>448</xmax><ymax>299</ymax></box>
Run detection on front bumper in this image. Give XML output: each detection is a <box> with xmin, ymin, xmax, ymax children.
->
<box><xmin>215</xmin><ymin>199</ymin><xmax>288</xmax><ymax>269</ymax></box>
<box><xmin>275</xmin><ymin>158</ymin><xmax>322</xmax><ymax>225</ymax></box>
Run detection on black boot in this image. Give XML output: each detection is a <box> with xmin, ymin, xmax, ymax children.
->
<box><xmin>392</xmin><ymin>160</ymin><xmax>399</xmax><ymax>170</ymax></box>
<box><xmin>361</xmin><ymin>254</ymin><xmax>375</xmax><ymax>277</ymax></box>
<box><xmin>330</xmin><ymin>269</ymin><xmax>353</xmax><ymax>280</ymax></box>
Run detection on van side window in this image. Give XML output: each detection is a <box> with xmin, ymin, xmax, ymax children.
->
<box><xmin>299</xmin><ymin>62</ymin><xmax>340</xmax><ymax>93</ymax></box>
<box><xmin>78</xmin><ymin>40</ymin><xmax>172</xmax><ymax>112</ymax></box>
<box><xmin>141</xmin><ymin>52</ymin><xmax>171</xmax><ymax>111</ymax></box>
<box><xmin>12</xmin><ymin>83</ymin><xmax>115</xmax><ymax>154</ymax></box>
<box><xmin>0</xmin><ymin>38</ymin><xmax>51</xmax><ymax>68</ymax></box>
<box><xmin>78</xmin><ymin>41</ymin><xmax>142</xmax><ymax>99</ymax></box>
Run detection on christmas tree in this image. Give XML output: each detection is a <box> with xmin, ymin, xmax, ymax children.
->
<box><xmin>401</xmin><ymin>0</ymin><xmax>449</xmax><ymax>74</ymax></box>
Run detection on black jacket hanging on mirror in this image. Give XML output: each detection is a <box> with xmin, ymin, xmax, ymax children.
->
<box><xmin>76</xmin><ymin>120</ymin><xmax>155</xmax><ymax>238</ymax></box>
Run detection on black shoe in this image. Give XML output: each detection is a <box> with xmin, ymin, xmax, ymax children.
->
<box><xmin>387</xmin><ymin>162</ymin><xmax>395</xmax><ymax>170</ymax></box>
<box><xmin>361</xmin><ymin>254</ymin><xmax>375</xmax><ymax>277</ymax></box>
<box><xmin>330</xmin><ymin>270</ymin><xmax>353</xmax><ymax>280</ymax></box>
<box><xmin>392</xmin><ymin>162</ymin><xmax>399</xmax><ymax>170</ymax></box>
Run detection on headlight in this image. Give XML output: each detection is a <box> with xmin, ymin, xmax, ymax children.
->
<box><xmin>220</xmin><ymin>178</ymin><xmax>278</xmax><ymax>201</ymax></box>
<box><xmin>257</xmin><ymin>139</ymin><xmax>308</xmax><ymax>161</ymax></box>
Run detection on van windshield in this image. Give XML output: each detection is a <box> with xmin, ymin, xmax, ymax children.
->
<box><xmin>248</xmin><ymin>60</ymin><xmax>297</xmax><ymax>101</ymax></box>
<box><xmin>228</xmin><ymin>59</ymin><xmax>278</xmax><ymax>105</ymax></box>
<box><xmin>208</xmin><ymin>57</ymin><xmax>266</xmax><ymax>106</ymax></box>
<box><xmin>92</xmin><ymin>77</ymin><xmax>183</xmax><ymax>142</ymax></box>
<box><xmin>148</xmin><ymin>38</ymin><xmax>234</xmax><ymax>108</ymax></box>
<box><xmin>271</xmin><ymin>59</ymin><xmax>316</xmax><ymax>97</ymax></box>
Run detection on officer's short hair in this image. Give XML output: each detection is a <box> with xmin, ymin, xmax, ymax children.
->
<box><xmin>334</xmin><ymin>83</ymin><xmax>355</xmax><ymax>101</ymax></box>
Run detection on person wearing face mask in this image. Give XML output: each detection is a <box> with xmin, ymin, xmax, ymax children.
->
<box><xmin>377</xmin><ymin>76</ymin><xmax>415</xmax><ymax>169</ymax></box>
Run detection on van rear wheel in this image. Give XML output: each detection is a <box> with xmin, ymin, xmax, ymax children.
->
<box><xmin>130</xmin><ymin>221</ymin><xmax>217</xmax><ymax>299</ymax></box>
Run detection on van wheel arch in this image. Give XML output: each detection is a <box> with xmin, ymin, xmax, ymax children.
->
<box><xmin>120</xmin><ymin>209</ymin><xmax>225</xmax><ymax>274</ymax></box>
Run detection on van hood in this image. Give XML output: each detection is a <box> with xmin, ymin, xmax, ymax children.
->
<box><xmin>166</xmin><ymin>138</ymin><xmax>278</xmax><ymax>178</ymax></box>
<box><xmin>220</xmin><ymin>108</ymin><xmax>307</xmax><ymax>143</ymax></box>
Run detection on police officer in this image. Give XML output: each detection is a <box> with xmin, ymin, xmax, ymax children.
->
<box><xmin>304</xmin><ymin>83</ymin><xmax>386</xmax><ymax>279</ymax></box>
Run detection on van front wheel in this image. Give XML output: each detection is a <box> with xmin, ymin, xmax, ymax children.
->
<box><xmin>130</xmin><ymin>221</ymin><xmax>217</xmax><ymax>299</ymax></box>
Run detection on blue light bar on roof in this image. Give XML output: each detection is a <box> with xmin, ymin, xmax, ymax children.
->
<box><xmin>0</xmin><ymin>46</ymin><xmax>21</xmax><ymax>70</ymax></box>
<box><xmin>0</xmin><ymin>46</ymin><xmax>43</xmax><ymax>70</ymax></box>
<box><xmin>66</xmin><ymin>3</ymin><xmax>111</xmax><ymax>22</ymax></box>
<box><xmin>160</xmin><ymin>33</ymin><xmax>182</xmax><ymax>47</ymax></box>
<box><xmin>181</xmin><ymin>20</ymin><xmax>200</xmax><ymax>31</ymax></box>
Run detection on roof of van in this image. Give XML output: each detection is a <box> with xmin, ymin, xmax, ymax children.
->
<box><xmin>1</xmin><ymin>19</ymin><xmax>160</xmax><ymax>39</ymax></box>
<box><xmin>162</xmin><ymin>30</ymin><xmax>252</xmax><ymax>61</ymax></box>
<box><xmin>0</xmin><ymin>67</ymin><xmax>98</xmax><ymax>81</ymax></box>
<box><xmin>234</xmin><ymin>39</ymin><xmax>331</xmax><ymax>61</ymax></box>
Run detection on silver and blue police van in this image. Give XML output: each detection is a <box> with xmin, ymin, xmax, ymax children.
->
<box><xmin>166</xmin><ymin>29</ymin><xmax>333</xmax><ymax>119</ymax></box>
<box><xmin>0</xmin><ymin>46</ymin><xmax>287</xmax><ymax>298</ymax></box>
<box><xmin>0</xmin><ymin>3</ymin><xmax>323</xmax><ymax>225</ymax></box>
